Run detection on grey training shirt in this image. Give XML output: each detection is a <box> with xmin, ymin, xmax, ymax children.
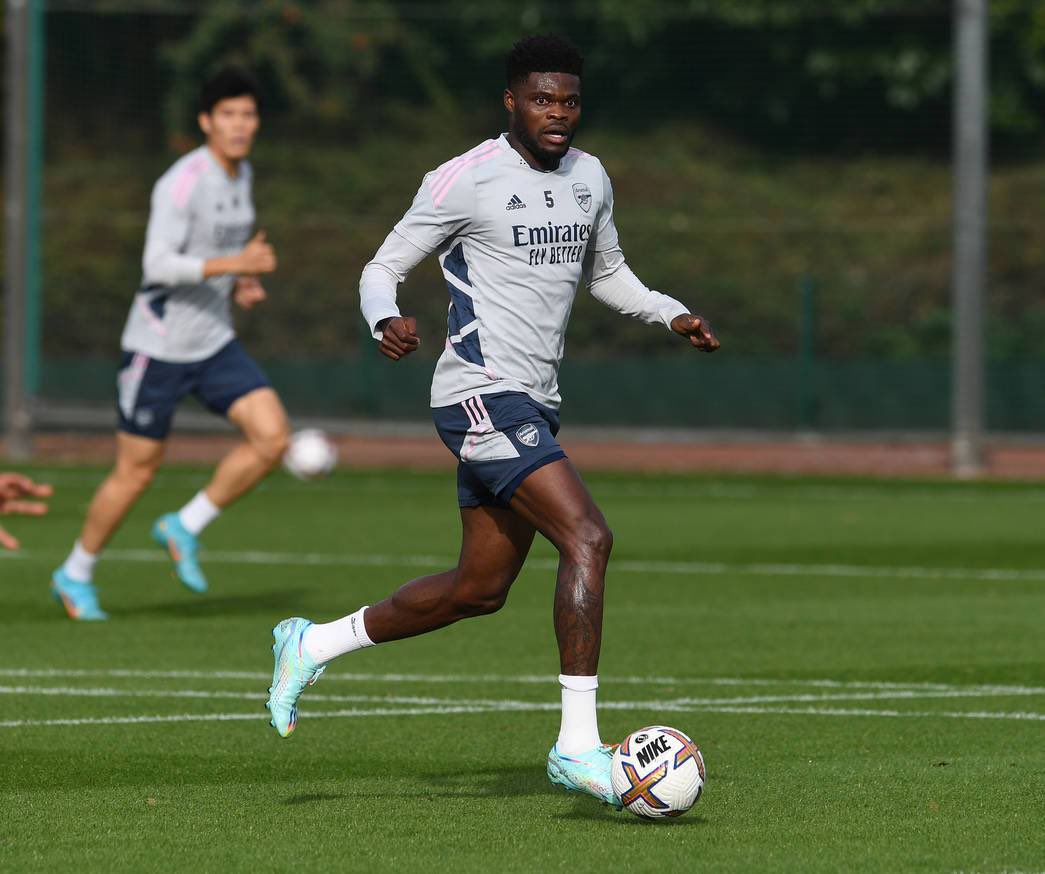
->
<box><xmin>360</xmin><ymin>134</ymin><xmax>689</xmax><ymax>409</ymax></box>
<box><xmin>120</xmin><ymin>145</ymin><xmax>255</xmax><ymax>362</ymax></box>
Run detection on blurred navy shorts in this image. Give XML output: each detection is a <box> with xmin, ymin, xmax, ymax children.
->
<box><xmin>116</xmin><ymin>339</ymin><xmax>270</xmax><ymax>440</ymax></box>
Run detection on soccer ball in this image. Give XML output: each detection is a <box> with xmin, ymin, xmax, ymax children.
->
<box><xmin>283</xmin><ymin>429</ymin><xmax>337</xmax><ymax>480</ymax></box>
<box><xmin>611</xmin><ymin>725</ymin><xmax>705</xmax><ymax>819</ymax></box>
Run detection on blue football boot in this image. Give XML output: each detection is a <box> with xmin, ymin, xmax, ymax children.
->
<box><xmin>151</xmin><ymin>512</ymin><xmax>208</xmax><ymax>593</ymax></box>
<box><xmin>51</xmin><ymin>568</ymin><xmax>108</xmax><ymax>621</ymax></box>
<box><xmin>266</xmin><ymin>617</ymin><xmax>326</xmax><ymax>738</ymax></box>
<box><xmin>547</xmin><ymin>743</ymin><xmax>622</xmax><ymax>809</ymax></box>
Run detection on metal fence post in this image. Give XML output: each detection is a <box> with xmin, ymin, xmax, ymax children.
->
<box><xmin>3</xmin><ymin>0</ymin><xmax>43</xmax><ymax>460</ymax></box>
<box><xmin>798</xmin><ymin>275</ymin><xmax>818</xmax><ymax>431</ymax></box>
<box><xmin>4</xmin><ymin>0</ymin><xmax>31</xmax><ymax>459</ymax></box>
<box><xmin>952</xmin><ymin>0</ymin><xmax>988</xmax><ymax>477</ymax></box>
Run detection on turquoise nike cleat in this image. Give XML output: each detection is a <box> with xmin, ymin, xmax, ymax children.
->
<box><xmin>51</xmin><ymin>569</ymin><xmax>108</xmax><ymax>621</ymax></box>
<box><xmin>151</xmin><ymin>512</ymin><xmax>208</xmax><ymax>593</ymax></box>
<box><xmin>547</xmin><ymin>743</ymin><xmax>622</xmax><ymax>809</ymax></box>
<box><xmin>266</xmin><ymin>617</ymin><xmax>325</xmax><ymax>738</ymax></box>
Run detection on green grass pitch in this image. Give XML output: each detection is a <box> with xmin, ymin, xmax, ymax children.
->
<box><xmin>1</xmin><ymin>466</ymin><xmax>1043</xmax><ymax>873</ymax></box>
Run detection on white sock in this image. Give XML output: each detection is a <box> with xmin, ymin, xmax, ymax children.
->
<box><xmin>61</xmin><ymin>540</ymin><xmax>98</xmax><ymax>584</ymax></box>
<box><xmin>556</xmin><ymin>674</ymin><xmax>601</xmax><ymax>755</ymax></box>
<box><xmin>178</xmin><ymin>491</ymin><xmax>221</xmax><ymax>536</ymax></box>
<box><xmin>303</xmin><ymin>607</ymin><xmax>375</xmax><ymax>664</ymax></box>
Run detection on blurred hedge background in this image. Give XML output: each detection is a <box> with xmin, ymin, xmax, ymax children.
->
<box><xmin>10</xmin><ymin>0</ymin><xmax>1045</xmax><ymax>428</ymax></box>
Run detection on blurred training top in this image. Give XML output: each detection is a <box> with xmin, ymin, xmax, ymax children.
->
<box><xmin>360</xmin><ymin>134</ymin><xmax>688</xmax><ymax>409</ymax></box>
<box><xmin>120</xmin><ymin>146</ymin><xmax>255</xmax><ymax>362</ymax></box>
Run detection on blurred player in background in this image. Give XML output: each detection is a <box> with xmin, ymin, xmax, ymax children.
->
<box><xmin>0</xmin><ymin>473</ymin><xmax>53</xmax><ymax>550</ymax></box>
<box><xmin>51</xmin><ymin>68</ymin><xmax>289</xmax><ymax>621</ymax></box>
<box><xmin>266</xmin><ymin>35</ymin><xmax>719</xmax><ymax>808</ymax></box>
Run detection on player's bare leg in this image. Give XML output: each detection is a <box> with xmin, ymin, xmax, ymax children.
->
<box><xmin>52</xmin><ymin>433</ymin><xmax>166</xmax><ymax>619</ymax></box>
<box><xmin>204</xmin><ymin>387</ymin><xmax>290</xmax><ymax>507</ymax></box>
<box><xmin>152</xmin><ymin>387</ymin><xmax>289</xmax><ymax>593</ymax></box>
<box><xmin>362</xmin><ymin>505</ymin><xmax>537</xmax><ymax>643</ymax></box>
<box><xmin>79</xmin><ymin>433</ymin><xmax>167</xmax><ymax>553</ymax></box>
<box><xmin>266</xmin><ymin>505</ymin><xmax>536</xmax><ymax>736</ymax></box>
<box><xmin>509</xmin><ymin>459</ymin><xmax>611</xmax><ymax>675</ymax></box>
<box><xmin>508</xmin><ymin>457</ymin><xmax>619</xmax><ymax>807</ymax></box>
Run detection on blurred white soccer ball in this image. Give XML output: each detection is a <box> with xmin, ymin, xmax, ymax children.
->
<box><xmin>611</xmin><ymin>725</ymin><xmax>705</xmax><ymax>819</ymax></box>
<box><xmin>283</xmin><ymin>429</ymin><xmax>337</xmax><ymax>480</ymax></box>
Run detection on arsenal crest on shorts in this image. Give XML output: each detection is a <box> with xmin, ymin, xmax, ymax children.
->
<box><xmin>516</xmin><ymin>423</ymin><xmax>540</xmax><ymax>447</ymax></box>
<box><xmin>573</xmin><ymin>183</ymin><xmax>592</xmax><ymax>213</ymax></box>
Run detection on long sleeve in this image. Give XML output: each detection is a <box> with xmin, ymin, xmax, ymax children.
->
<box><xmin>359</xmin><ymin>162</ymin><xmax>474</xmax><ymax>339</ymax></box>
<box><xmin>359</xmin><ymin>230</ymin><xmax>429</xmax><ymax>339</ymax></box>
<box><xmin>141</xmin><ymin>174</ymin><xmax>205</xmax><ymax>286</ymax></box>
<box><xmin>584</xmin><ymin>165</ymin><xmax>689</xmax><ymax>329</ymax></box>
<box><xmin>589</xmin><ymin>257</ymin><xmax>689</xmax><ymax>329</ymax></box>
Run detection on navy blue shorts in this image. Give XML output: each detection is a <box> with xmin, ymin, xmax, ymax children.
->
<box><xmin>116</xmin><ymin>340</ymin><xmax>270</xmax><ymax>440</ymax></box>
<box><xmin>432</xmin><ymin>391</ymin><xmax>567</xmax><ymax>508</ymax></box>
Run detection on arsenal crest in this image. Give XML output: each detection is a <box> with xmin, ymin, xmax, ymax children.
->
<box><xmin>572</xmin><ymin>182</ymin><xmax>592</xmax><ymax>213</ymax></box>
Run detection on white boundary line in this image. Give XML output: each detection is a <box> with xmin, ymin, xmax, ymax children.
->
<box><xmin>5</xmin><ymin>547</ymin><xmax>1045</xmax><ymax>583</ymax></box>
<box><xmin>4</xmin><ymin>684</ymin><xmax>1042</xmax><ymax>707</ymax></box>
<box><xmin>2</xmin><ymin>702</ymin><xmax>1042</xmax><ymax>730</ymax></box>
<box><xmin>0</xmin><ymin>705</ymin><xmax>491</xmax><ymax>729</ymax></box>
<box><xmin>1</xmin><ymin>683</ymin><xmax>1042</xmax><ymax>731</ymax></box>
<box><xmin>2</xmin><ymin>667</ymin><xmax>1042</xmax><ymax>695</ymax></box>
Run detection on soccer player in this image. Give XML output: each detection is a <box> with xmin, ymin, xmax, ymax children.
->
<box><xmin>266</xmin><ymin>35</ymin><xmax>719</xmax><ymax>807</ymax></box>
<box><xmin>0</xmin><ymin>472</ymin><xmax>53</xmax><ymax>550</ymax></box>
<box><xmin>50</xmin><ymin>68</ymin><xmax>289</xmax><ymax>621</ymax></box>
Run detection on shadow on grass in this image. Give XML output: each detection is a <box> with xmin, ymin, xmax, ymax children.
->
<box><xmin>279</xmin><ymin>764</ymin><xmax>550</xmax><ymax>805</ymax></box>
<box><xmin>284</xmin><ymin>793</ymin><xmax>348</xmax><ymax>805</ymax></box>
<box><xmin>557</xmin><ymin>798</ymin><xmax>709</xmax><ymax>826</ymax></box>
<box><xmin>420</xmin><ymin>763</ymin><xmax>548</xmax><ymax>799</ymax></box>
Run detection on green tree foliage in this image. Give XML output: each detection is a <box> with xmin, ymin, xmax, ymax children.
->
<box><xmin>157</xmin><ymin>0</ymin><xmax>1045</xmax><ymax>151</ymax></box>
<box><xmin>162</xmin><ymin>0</ymin><xmax>402</xmax><ymax>138</ymax></box>
<box><xmin>35</xmin><ymin>1</ymin><xmax>1045</xmax><ymax>367</ymax></box>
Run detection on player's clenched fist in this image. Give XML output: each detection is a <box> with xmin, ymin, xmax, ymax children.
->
<box><xmin>237</xmin><ymin>230</ymin><xmax>277</xmax><ymax>275</ymax></box>
<box><xmin>378</xmin><ymin>316</ymin><xmax>421</xmax><ymax>360</ymax></box>
<box><xmin>670</xmin><ymin>314</ymin><xmax>720</xmax><ymax>353</ymax></box>
<box><xmin>233</xmin><ymin>276</ymin><xmax>268</xmax><ymax>310</ymax></box>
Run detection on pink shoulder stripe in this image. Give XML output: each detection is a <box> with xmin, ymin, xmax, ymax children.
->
<box><xmin>431</xmin><ymin>145</ymin><xmax>500</xmax><ymax>207</ymax></box>
<box><xmin>171</xmin><ymin>153</ymin><xmax>208</xmax><ymax>210</ymax></box>
<box><xmin>430</xmin><ymin>140</ymin><xmax>497</xmax><ymax>191</ymax></box>
<box><xmin>568</xmin><ymin>146</ymin><xmax>590</xmax><ymax>157</ymax></box>
<box><xmin>430</xmin><ymin>140</ymin><xmax>499</xmax><ymax>199</ymax></box>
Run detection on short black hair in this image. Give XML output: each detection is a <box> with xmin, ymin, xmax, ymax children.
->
<box><xmin>505</xmin><ymin>34</ymin><xmax>583</xmax><ymax>88</ymax></box>
<box><xmin>199</xmin><ymin>67</ymin><xmax>261</xmax><ymax>114</ymax></box>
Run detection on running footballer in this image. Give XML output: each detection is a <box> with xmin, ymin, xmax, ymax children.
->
<box><xmin>266</xmin><ymin>35</ymin><xmax>719</xmax><ymax>807</ymax></box>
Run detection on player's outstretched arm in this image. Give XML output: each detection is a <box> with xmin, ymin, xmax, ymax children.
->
<box><xmin>0</xmin><ymin>472</ymin><xmax>53</xmax><ymax>550</ymax></box>
<box><xmin>670</xmin><ymin>313</ymin><xmax>720</xmax><ymax>352</ymax></box>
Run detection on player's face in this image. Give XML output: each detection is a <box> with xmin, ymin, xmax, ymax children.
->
<box><xmin>504</xmin><ymin>72</ymin><xmax>581</xmax><ymax>170</ymax></box>
<box><xmin>198</xmin><ymin>95</ymin><xmax>259</xmax><ymax>165</ymax></box>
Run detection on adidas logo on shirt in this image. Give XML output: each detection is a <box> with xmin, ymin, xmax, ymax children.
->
<box><xmin>505</xmin><ymin>194</ymin><xmax>527</xmax><ymax>211</ymax></box>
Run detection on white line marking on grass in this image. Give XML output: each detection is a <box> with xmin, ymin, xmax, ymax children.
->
<box><xmin>1</xmin><ymin>702</ymin><xmax>1042</xmax><ymax>730</ymax></box>
<box><xmin>4</xmin><ymin>684</ymin><xmax>1044</xmax><ymax>708</ymax></box>
<box><xmin>670</xmin><ymin>688</ymin><xmax>1045</xmax><ymax>705</ymax></box>
<box><xmin>662</xmin><ymin>705</ymin><xmax>1045</xmax><ymax>722</ymax></box>
<box><xmin>9</xmin><ymin>684</ymin><xmax>1045</xmax><ymax>715</ymax></box>
<box><xmin>0</xmin><ymin>685</ymin><xmax>515</xmax><ymax>708</ymax></box>
<box><xmin>0</xmin><ymin>705</ymin><xmax>495</xmax><ymax>729</ymax></box>
<box><xmin>5</xmin><ymin>547</ymin><xmax>1045</xmax><ymax>583</ymax></box>
<box><xmin>1</xmin><ymin>668</ymin><xmax>1043</xmax><ymax>696</ymax></box>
